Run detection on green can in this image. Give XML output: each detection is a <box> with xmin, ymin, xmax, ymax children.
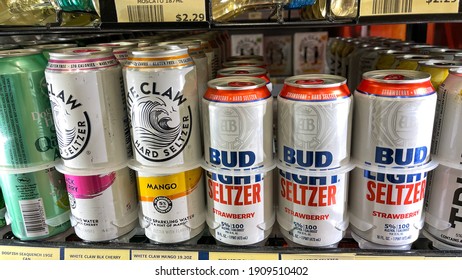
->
<box><xmin>0</xmin><ymin>167</ymin><xmax>71</xmax><ymax>240</ymax></box>
<box><xmin>0</xmin><ymin>49</ymin><xmax>60</xmax><ymax>170</ymax></box>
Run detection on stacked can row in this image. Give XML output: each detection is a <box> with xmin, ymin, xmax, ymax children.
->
<box><xmin>0</xmin><ymin>49</ymin><xmax>72</xmax><ymax>241</ymax></box>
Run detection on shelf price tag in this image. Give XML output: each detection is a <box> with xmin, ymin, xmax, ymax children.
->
<box><xmin>209</xmin><ymin>252</ymin><xmax>279</xmax><ymax>260</ymax></box>
<box><xmin>355</xmin><ymin>255</ymin><xmax>426</xmax><ymax>260</ymax></box>
<box><xmin>281</xmin><ymin>253</ymin><xmax>356</xmax><ymax>260</ymax></box>
<box><xmin>0</xmin><ymin>245</ymin><xmax>60</xmax><ymax>260</ymax></box>
<box><xmin>360</xmin><ymin>0</ymin><xmax>460</xmax><ymax>16</ymax></box>
<box><xmin>114</xmin><ymin>0</ymin><xmax>207</xmax><ymax>22</ymax></box>
<box><xmin>64</xmin><ymin>248</ymin><xmax>130</xmax><ymax>260</ymax></box>
<box><xmin>131</xmin><ymin>250</ymin><xmax>199</xmax><ymax>260</ymax></box>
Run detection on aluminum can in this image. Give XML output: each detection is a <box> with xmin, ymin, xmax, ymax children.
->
<box><xmin>455</xmin><ymin>53</ymin><xmax>462</xmax><ymax>61</ymax></box>
<box><xmin>418</xmin><ymin>47</ymin><xmax>462</xmax><ymax>60</ymax></box>
<box><xmin>227</xmin><ymin>55</ymin><xmax>264</xmax><ymax>62</ymax></box>
<box><xmin>351</xmin><ymin>46</ymin><xmax>389</xmax><ymax>92</ymax></box>
<box><xmin>202</xmin><ymin>76</ymin><xmax>273</xmax><ymax>171</ymax></box>
<box><xmin>374</xmin><ymin>50</ymin><xmax>408</xmax><ymax>70</ymax></box>
<box><xmin>348</xmin><ymin>161</ymin><xmax>437</xmax><ymax>250</ymax></box>
<box><xmin>326</xmin><ymin>37</ymin><xmax>342</xmax><ymax>74</ymax></box>
<box><xmin>124</xmin><ymin>45</ymin><xmax>202</xmax><ymax>169</ymax></box>
<box><xmin>113</xmin><ymin>38</ymin><xmax>152</xmax><ymax>48</ymax></box>
<box><xmin>31</xmin><ymin>43</ymin><xmax>78</xmax><ymax>60</ymax></box>
<box><xmin>424</xmin><ymin>163</ymin><xmax>462</xmax><ymax>249</ymax></box>
<box><xmin>391</xmin><ymin>54</ymin><xmax>440</xmax><ymax>70</ymax></box>
<box><xmin>205</xmin><ymin>166</ymin><xmax>275</xmax><ymax>246</ymax></box>
<box><xmin>430</xmin><ymin>68</ymin><xmax>462</xmax><ymax>167</ymax></box>
<box><xmin>135</xmin><ymin>166</ymin><xmax>206</xmax><ymax>244</ymax></box>
<box><xmin>0</xmin><ymin>49</ymin><xmax>60</xmax><ymax>170</ymax></box>
<box><xmin>418</xmin><ymin>59</ymin><xmax>462</xmax><ymax>90</ymax></box>
<box><xmin>0</xmin><ymin>166</ymin><xmax>71</xmax><ymax>241</ymax></box>
<box><xmin>333</xmin><ymin>38</ymin><xmax>352</xmax><ymax>75</ymax></box>
<box><xmin>217</xmin><ymin>66</ymin><xmax>272</xmax><ymax>93</ymax></box>
<box><xmin>45</xmin><ymin>47</ymin><xmax>131</xmax><ymax>171</ymax></box>
<box><xmin>352</xmin><ymin>70</ymin><xmax>436</xmax><ymax>168</ymax></box>
<box><xmin>277</xmin><ymin>165</ymin><xmax>351</xmax><ymax>248</ymax></box>
<box><xmin>222</xmin><ymin>59</ymin><xmax>267</xmax><ymax>70</ymax></box>
<box><xmin>89</xmin><ymin>41</ymin><xmax>138</xmax><ymax>65</ymax></box>
<box><xmin>60</xmin><ymin>166</ymin><xmax>139</xmax><ymax>242</ymax></box>
<box><xmin>341</xmin><ymin>42</ymin><xmax>372</xmax><ymax>82</ymax></box>
<box><xmin>277</xmin><ymin>74</ymin><xmax>352</xmax><ymax>170</ymax></box>
<box><xmin>183</xmin><ymin>36</ymin><xmax>219</xmax><ymax>80</ymax></box>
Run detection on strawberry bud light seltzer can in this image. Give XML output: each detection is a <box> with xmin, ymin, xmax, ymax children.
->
<box><xmin>124</xmin><ymin>45</ymin><xmax>202</xmax><ymax>170</ymax></box>
<box><xmin>277</xmin><ymin>74</ymin><xmax>352</xmax><ymax>171</ymax></box>
<box><xmin>423</xmin><ymin>163</ymin><xmax>462</xmax><ymax>249</ymax></box>
<box><xmin>431</xmin><ymin>68</ymin><xmax>462</xmax><ymax>168</ymax></box>
<box><xmin>60</xmin><ymin>166</ymin><xmax>139</xmax><ymax>242</ymax></box>
<box><xmin>202</xmin><ymin>76</ymin><xmax>273</xmax><ymax>171</ymax></box>
<box><xmin>217</xmin><ymin>66</ymin><xmax>273</xmax><ymax>93</ymax></box>
<box><xmin>45</xmin><ymin>47</ymin><xmax>131</xmax><ymax>171</ymax></box>
<box><xmin>352</xmin><ymin>70</ymin><xmax>437</xmax><ymax>168</ymax></box>
<box><xmin>348</xmin><ymin>161</ymin><xmax>437</xmax><ymax>250</ymax></box>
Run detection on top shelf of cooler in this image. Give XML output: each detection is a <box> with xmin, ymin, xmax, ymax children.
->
<box><xmin>1</xmin><ymin>0</ymin><xmax>462</xmax><ymax>34</ymax></box>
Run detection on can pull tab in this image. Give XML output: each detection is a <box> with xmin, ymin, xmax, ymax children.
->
<box><xmin>348</xmin><ymin>212</ymin><xmax>376</xmax><ymax>232</ymax></box>
<box><xmin>112</xmin><ymin>204</ymin><xmax>140</xmax><ymax>228</ymax></box>
<box><xmin>257</xmin><ymin>212</ymin><xmax>276</xmax><ymax>231</ymax></box>
<box><xmin>424</xmin><ymin>211</ymin><xmax>452</xmax><ymax>230</ymax></box>
<box><xmin>46</xmin><ymin>210</ymin><xmax>71</xmax><ymax>227</ymax></box>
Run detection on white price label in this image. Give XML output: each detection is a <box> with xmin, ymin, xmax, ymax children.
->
<box><xmin>360</xmin><ymin>0</ymin><xmax>460</xmax><ymax>16</ymax></box>
<box><xmin>114</xmin><ymin>0</ymin><xmax>206</xmax><ymax>22</ymax></box>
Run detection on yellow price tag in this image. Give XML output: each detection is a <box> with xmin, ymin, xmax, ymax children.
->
<box><xmin>360</xmin><ymin>0</ymin><xmax>459</xmax><ymax>16</ymax></box>
<box><xmin>0</xmin><ymin>245</ymin><xmax>60</xmax><ymax>260</ymax></box>
<box><xmin>209</xmin><ymin>252</ymin><xmax>279</xmax><ymax>260</ymax></box>
<box><xmin>114</xmin><ymin>0</ymin><xmax>206</xmax><ymax>22</ymax></box>
<box><xmin>64</xmin><ymin>248</ymin><xmax>130</xmax><ymax>260</ymax></box>
<box><xmin>131</xmin><ymin>250</ymin><xmax>198</xmax><ymax>260</ymax></box>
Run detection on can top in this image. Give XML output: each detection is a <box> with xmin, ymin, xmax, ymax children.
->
<box><xmin>154</xmin><ymin>40</ymin><xmax>205</xmax><ymax>57</ymax></box>
<box><xmin>48</xmin><ymin>46</ymin><xmax>114</xmax><ymax>59</ymax></box>
<box><xmin>377</xmin><ymin>49</ymin><xmax>408</xmax><ymax>55</ymax></box>
<box><xmin>217</xmin><ymin>66</ymin><xmax>268</xmax><ymax>77</ymax></box>
<box><xmin>222</xmin><ymin>59</ymin><xmax>266</xmax><ymax>68</ymax></box>
<box><xmin>395</xmin><ymin>54</ymin><xmax>438</xmax><ymax>61</ymax></box>
<box><xmin>449</xmin><ymin>67</ymin><xmax>462</xmax><ymax>76</ymax></box>
<box><xmin>0</xmin><ymin>48</ymin><xmax>42</xmax><ymax>58</ymax></box>
<box><xmin>280</xmin><ymin>74</ymin><xmax>350</xmax><ymax>101</ymax></box>
<box><xmin>32</xmin><ymin>43</ymin><xmax>78</xmax><ymax>51</ymax></box>
<box><xmin>424</xmin><ymin>47</ymin><xmax>462</xmax><ymax>54</ymax></box>
<box><xmin>204</xmin><ymin>76</ymin><xmax>271</xmax><ymax>103</ymax></box>
<box><xmin>89</xmin><ymin>41</ymin><xmax>138</xmax><ymax>51</ymax></box>
<box><xmin>227</xmin><ymin>55</ymin><xmax>264</xmax><ymax>61</ymax></box>
<box><xmin>418</xmin><ymin>59</ymin><xmax>462</xmax><ymax>68</ymax></box>
<box><xmin>358</xmin><ymin>70</ymin><xmax>434</xmax><ymax>97</ymax></box>
<box><xmin>128</xmin><ymin>44</ymin><xmax>189</xmax><ymax>58</ymax></box>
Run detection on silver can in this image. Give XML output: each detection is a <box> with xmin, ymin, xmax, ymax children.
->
<box><xmin>45</xmin><ymin>47</ymin><xmax>131</xmax><ymax>171</ymax></box>
<box><xmin>124</xmin><ymin>45</ymin><xmax>202</xmax><ymax>169</ymax></box>
<box><xmin>351</xmin><ymin>46</ymin><xmax>388</xmax><ymax>92</ymax></box>
<box><xmin>277</xmin><ymin>74</ymin><xmax>352</xmax><ymax>170</ymax></box>
<box><xmin>202</xmin><ymin>76</ymin><xmax>273</xmax><ymax>171</ymax></box>
<box><xmin>217</xmin><ymin>66</ymin><xmax>272</xmax><ymax>93</ymax></box>
<box><xmin>352</xmin><ymin>70</ymin><xmax>437</xmax><ymax>168</ymax></box>
<box><xmin>89</xmin><ymin>41</ymin><xmax>138</xmax><ymax>65</ymax></box>
<box><xmin>418</xmin><ymin>59</ymin><xmax>462</xmax><ymax>90</ymax></box>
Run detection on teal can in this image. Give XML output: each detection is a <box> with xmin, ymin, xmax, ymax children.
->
<box><xmin>0</xmin><ymin>49</ymin><xmax>60</xmax><ymax>170</ymax></box>
<box><xmin>0</xmin><ymin>167</ymin><xmax>71</xmax><ymax>240</ymax></box>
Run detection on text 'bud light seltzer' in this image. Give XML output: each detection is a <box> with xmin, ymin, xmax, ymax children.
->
<box><xmin>202</xmin><ymin>76</ymin><xmax>273</xmax><ymax>171</ymax></box>
<box><xmin>352</xmin><ymin>70</ymin><xmax>437</xmax><ymax>168</ymax></box>
<box><xmin>430</xmin><ymin>68</ymin><xmax>462</xmax><ymax>166</ymax></box>
<box><xmin>135</xmin><ymin>167</ymin><xmax>206</xmax><ymax>244</ymax></box>
<box><xmin>60</xmin><ymin>166</ymin><xmax>139</xmax><ymax>242</ymax></box>
<box><xmin>205</xmin><ymin>167</ymin><xmax>275</xmax><ymax>246</ymax></box>
<box><xmin>423</xmin><ymin>164</ymin><xmax>462</xmax><ymax>250</ymax></box>
<box><xmin>124</xmin><ymin>45</ymin><xmax>202</xmax><ymax>170</ymax></box>
<box><xmin>277</xmin><ymin>74</ymin><xmax>352</xmax><ymax>171</ymax></box>
<box><xmin>0</xmin><ymin>167</ymin><xmax>71</xmax><ymax>240</ymax></box>
<box><xmin>0</xmin><ymin>49</ymin><xmax>60</xmax><ymax>170</ymax></box>
<box><xmin>277</xmin><ymin>166</ymin><xmax>351</xmax><ymax>248</ymax></box>
<box><xmin>45</xmin><ymin>47</ymin><xmax>131</xmax><ymax>171</ymax></box>
<box><xmin>348</xmin><ymin>162</ymin><xmax>436</xmax><ymax>250</ymax></box>
<box><xmin>217</xmin><ymin>66</ymin><xmax>272</xmax><ymax>93</ymax></box>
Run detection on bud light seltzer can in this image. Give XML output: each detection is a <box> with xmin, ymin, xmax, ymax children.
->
<box><xmin>277</xmin><ymin>165</ymin><xmax>351</xmax><ymax>248</ymax></box>
<box><xmin>124</xmin><ymin>45</ymin><xmax>202</xmax><ymax>169</ymax></box>
<box><xmin>418</xmin><ymin>59</ymin><xmax>462</xmax><ymax>90</ymax></box>
<box><xmin>217</xmin><ymin>66</ymin><xmax>272</xmax><ymax>93</ymax></box>
<box><xmin>205</xmin><ymin>167</ymin><xmax>275</xmax><ymax>246</ymax></box>
<box><xmin>278</xmin><ymin>75</ymin><xmax>352</xmax><ymax>171</ymax></box>
<box><xmin>0</xmin><ymin>167</ymin><xmax>71</xmax><ymax>241</ymax></box>
<box><xmin>202</xmin><ymin>76</ymin><xmax>273</xmax><ymax>171</ymax></box>
<box><xmin>135</xmin><ymin>167</ymin><xmax>206</xmax><ymax>244</ymax></box>
<box><xmin>45</xmin><ymin>47</ymin><xmax>131</xmax><ymax>171</ymax></box>
<box><xmin>424</xmin><ymin>163</ymin><xmax>462</xmax><ymax>249</ymax></box>
<box><xmin>348</xmin><ymin>162</ymin><xmax>437</xmax><ymax>250</ymax></box>
<box><xmin>60</xmin><ymin>166</ymin><xmax>139</xmax><ymax>242</ymax></box>
<box><xmin>430</xmin><ymin>68</ymin><xmax>462</xmax><ymax>167</ymax></box>
<box><xmin>352</xmin><ymin>70</ymin><xmax>437</xmax><ymax>168</ymax></box>
<box><xmin>0</xmin><ymin>49</ymin><xmax>60</xmax><ymax>170</ymax></box>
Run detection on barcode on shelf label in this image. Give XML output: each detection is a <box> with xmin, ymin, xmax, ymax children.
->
<box><xmin>360</xmin><ymin>0</ymin><xmax>460</xmax><ymax>16</ymax></box>
<box><xmin>19</xmin><ymin>199</ymin><xmax>48</xmax><ymax>237</ymax></box>
<box><xmin>114</xmin><ymin>0</ymin><xmax>206</xmax><ymax>23</ymax></box>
